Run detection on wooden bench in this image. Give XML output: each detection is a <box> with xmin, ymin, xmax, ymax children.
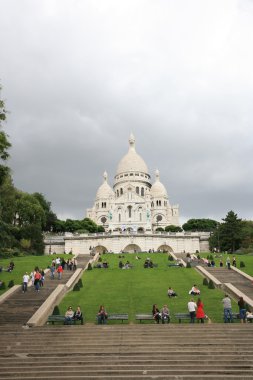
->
<box><xmin>108</xmin><ymin>313</ymin><xmax>128</xmax><ymax>323</ymax></box>
<box><xmin>96</xmin><ymin>313</ymin><xmax>128</xmax><ymax>324</ymax></box>
<box><xmin>47</xmin><ymin>315</ymin><xmax>83</xmax><ymax>325</ymax></box>
<box><xmin>135</xmin><ymin>314</ymin><xmax>154</xmax><ymax>323</ymax></box>
<box><xmin>174</xmin><ymin>313</ymin><xmax>191</xmax><ymax>323</ymax></box>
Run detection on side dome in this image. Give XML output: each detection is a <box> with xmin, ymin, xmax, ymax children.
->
<box><xmin>116</xmin><ymin>134</ymin><xmax>149</xmax><ymax>175</ymax></box>
<box><xmin>150</xmin><ymin>169</ymin><xmax>168</xmax><ymax>198</ymax></box>
<box><xmin>96</xmin><ymin>172</ymin><xmax>114</xmax><ymax>199</ymax></box>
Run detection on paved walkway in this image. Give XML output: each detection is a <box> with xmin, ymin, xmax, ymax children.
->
<box><xmin>0</xmin><ymin>255</ymin><xmax>90</xmax><ymax>326</ymax></box>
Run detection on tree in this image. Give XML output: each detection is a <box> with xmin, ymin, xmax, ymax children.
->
<box><xmin>209</xmin><ymin>211</ymin><xmax>243</xmax><ymax>253</ymax></box>
<box><xmin>33</xmin><ymin>192</ymin><xmax>57</xmax><ymax>231</ymax></box>
<box><xmin>0</xmin><ymin>85</ymin><xmax>11</xmax><ymax>185</ymax></box>
<box><xmin>182</xmin><ymin>218</ymin><xmax>219</xmax><ymax>232</ymax></box>
<box><xmin>165</xmin><ymin>225</ymin><xmax>183</xmax><ymax>232</ymax></box>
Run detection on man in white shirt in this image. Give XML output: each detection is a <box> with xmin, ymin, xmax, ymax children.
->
<box><xmin>22</xmin><ymin>272</ymin><xmax>30</xmax><ymax>293</ymax></box>
<box><xmin>188</xmin><ymin>299</ymin><xmax>197</xmax><ymax>323</ymax></box>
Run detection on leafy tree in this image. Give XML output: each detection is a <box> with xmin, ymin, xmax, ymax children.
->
<box><xmin>210</xmin><ymin>211</ymin><xmax>243</xmax><ymax>253</ymax></box>
<box><xmin>241</xmin><ymin>220</ymin><xmax>253</xmax><ymax>250</ymax></box>
<box><xmin>14</xmin><ymin>192</ymin><xmax>46</xmax><ymax>227</ymax></box>
<box><xmin>182</xmin><ymin>218</ymin><xmax>219</xmax><ymax>232</ymax></box>
<box><xmin>33</xmin><ymin>192</ymin><xmax>57</xmax><ymax>231</ymax></box>
<box><xmin>165</xmin><ymin>225</ymin><xmax>183</xmax><ymax>232</ymax></box>
<box><xmin>0</xmin><ymin>85</ymin><xmax>11</xmax><ymax>185</ymax></box>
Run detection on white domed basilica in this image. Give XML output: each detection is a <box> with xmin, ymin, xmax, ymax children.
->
<box><xmin>87</xmin><ymin>134</ymin><xmax>180</xmax><ymax>232</ymax></box>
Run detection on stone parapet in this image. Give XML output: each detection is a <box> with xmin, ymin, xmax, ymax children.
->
<box><xmin>27</xmin><ymin>285</ymin><xmax>66</xmax><ymax>327</ymax></box>
<box><xmin>0</xmin><ymin>285</ymin><xmax>20</xmax><ymax>305</ymax></box>
<box><xmin>223</xmin><ymin>283</ymin><xmax>253</xmax><ymax>308</ymax></box>
<box><xmin>196</xmin><ymin>266</ymin><xmax>222</xmax><ymax>287</ymax></box>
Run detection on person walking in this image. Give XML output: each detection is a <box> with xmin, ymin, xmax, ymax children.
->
<box><xmin>22</xmin><ymin>272</ymin><xmax>30</xmax><ymax>293</ymax></box>
<box><xmin>57</xmin><ymin>264</ymin><xmax>63</xmax><ymax>280</ymax></box>
<box><xmin>226</xmin><ymin>256</ymin><xmax>231</xmax><ymax>270</ymax></box>
<box><xmin>188</xmin><ymin>299</ymin><xmax>197</xmax><ymax>323</ymax></box>
<box><xmin>222</xmin><ymin>294</ymin><xmax>233</xmax><ymax>322</ymax></box>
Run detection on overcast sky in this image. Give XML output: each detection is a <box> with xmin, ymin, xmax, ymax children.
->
<box><xmin>1</xmin><ymin>0</ymin><xmax>253</xmax><ymax>224</ymax></box>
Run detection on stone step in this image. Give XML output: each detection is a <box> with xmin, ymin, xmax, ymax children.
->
<box><xmin>0</xmin><ymin>368</ymin><xmax>252</xmax><ymax>377</ymax></box>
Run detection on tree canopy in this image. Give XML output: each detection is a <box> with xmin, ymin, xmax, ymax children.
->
<box><xmin>209</xmin><ymin>210</ymin><xmax>243</xmax><ymax>253</ymax></box>
<box><xmin>182</xmin><ymin>218</ymin><xmax>219</xmax><ymax>232</ymax></box>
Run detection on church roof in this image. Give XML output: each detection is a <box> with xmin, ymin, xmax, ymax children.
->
<box><xmin>96</xmin><ymin>172</ymin><xmax>114</xmax><ymax>199</ymax></box>
<box><xmin>116</xmin><ymin>134</ymin><xmax>149</xmax><ymax>175</ymax></box>
<box><xmin>150</xmin><ymin>169</ymin><xmax>168</xmax><ymax>198</ymax></box>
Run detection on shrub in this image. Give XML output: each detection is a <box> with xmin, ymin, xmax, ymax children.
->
<box><xmin>203</xmin><ymin>278</ymin><xmax>209</xmax><ymax>286</ymax></box>
<box><xmin>98</xmin><ymin>257</ymin><xmax>102</xmax><ymax>262</ymax></box>
<box><xmin>52</xmin><ymin>305</ymin><xmax>60</xmax><ymax>315</ymax></box>
<box><xmin>209</xmin><ymin>255</ymin><xmax>214</xmax><ymax>261</ymax></box>
<box><xmin>186</xmin><ymin>262</ymin><xmax>191</xmax><ymax>268</ymax></box>
<box><xmin>0</xmin><ymin>281</ymin><xmax>6</xmax><ymax>289</ymax></box>
<box><xmin>73</xmin><ymin>283</ymin><xmax>80</xmax><ymax>291</ymax></box>
<box><xmin>197</xmin><ymin>254</ymin><xmax>200</xmax><ymax>260</ymax></box>
<box><xmin>168</xmin><ymin>255</ymin><xmax>174</xmax><ymax>261</ymax></box>
<box><xmin>208</xmin><ymin>279</ymin><xmax>215</xmax><ymax>289</ymax></box>
<box><xmin>240</xmin><ymin>261</ymin><xmax>245</xmax><ymax>268</ymax></box>
<box><xmin>77</xmin><ymin>279</ymin><xmax>83</xmax><ymax>287</ymax></box>
<box><xmin>87</xmin><ymin>263</ymin><xmax>92</xmax><ymax>270</ymax></box>
<box><xmin>207</xmin><ymin>255</ymin><xmax>210</xmax><ymax>260</ymax></box>
<box><xmin>8</xmin><ymin>280</ymin><xmax>14</xmax><ymax>288</ymax></box>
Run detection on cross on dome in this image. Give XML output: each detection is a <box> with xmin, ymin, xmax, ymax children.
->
<box><xmin>129</xmin><ymin>133</ymin><xmax>135</xmax><ymax>149</ymax></box>
<box><xmin>103</xmin><ymin>171</ymin><xmax>108</xmax><ymax>182</ymax></box>
<box><xmin>155</xmin><ymin>169</ymin><xmax>160</xmax><ymax>182</ymax></box>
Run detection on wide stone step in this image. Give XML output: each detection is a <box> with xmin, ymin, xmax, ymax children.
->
<box><xmin>0</xmin><ymin>368</ymin><xmax>253</xmax><ymax>377</ymax></box>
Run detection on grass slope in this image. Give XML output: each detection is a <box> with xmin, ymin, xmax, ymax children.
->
<box><xmin>59</xmin><ymin>253</ymin><xmax>237</xmax><ymax>323</ymax></box>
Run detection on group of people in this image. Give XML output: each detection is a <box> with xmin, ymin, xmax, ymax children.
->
<box><xmin>64</xmin><ymin>306</ymin><xmax>84</xmax><ymax>324</ymax></box>
<box><xmin>144</xmin><ymin>258</ymin><xmax>155</xmax><ymax>268</ymax></box>
<box><xmin>152</xmin><ymin>304</ymin><xmax>170</xmax><ymax>323</ymax></box>
<box><xmin>222</xmin><ymin>294</ymin><xmax>252</xmax><ymax>323</ymax></box>
<box><xmin>119</xmin><ymin>260</ymin><xmax>132</xmax><ymax>269</ymax></box>
<box><xmin>22</xmin><ymin>268</ymin><xmax>45</xmax><ymax>293</ymax></box>
<box><xmin>187</xmin><ymin>298</ymin><xmax>206</xmax><ymax>323</ymax></box>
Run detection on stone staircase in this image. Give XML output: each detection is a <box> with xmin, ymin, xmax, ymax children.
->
<box><xmin>0</xmin><ymin>255</ymin><xmax>90</xmax><ymax>326</ymax></box>
<box><xmin>0</xmin><ymin>324</ymin><xmax>253</xmax><ymax>379</ymax></box>
<box><xmin>204</xmin><ymin>267</ymin><xmax>253</xmax><ymax>300</ymax></box>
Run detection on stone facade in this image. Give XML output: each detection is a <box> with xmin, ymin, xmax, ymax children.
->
<box><xmin>44</xmin><ymin>231</ymin><xmax>210</xmax><ymax>255</ymax></box>
<box><xmin>86</xmin><ymin>134</ymin><xmax>179</xmax><ymax>232</ymax></box>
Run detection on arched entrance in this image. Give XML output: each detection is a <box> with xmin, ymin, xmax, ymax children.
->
<box><xmin>123</xmin><ymin>244</ymin><xmax>142</xmax><ymax>253</ymax></box>
<box><xmin>94</xmin><ymin>245</ymin><xmax>108</xmax><ymax>254</ymax></box>
<box><xmin>137</xmin><ymin>227</ymin><xmax>144</xmax><ymax>233</ymax></box>
<box><xmin>157</xmin><ymin>244</ymin><xmax>173</xmax><ymax>253</ymax></box>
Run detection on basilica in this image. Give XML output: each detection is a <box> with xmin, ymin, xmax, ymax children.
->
<box><xmin>87</xmin><ymin>134</ymin><xmax>180</xmax><ymax>232</ymax></box>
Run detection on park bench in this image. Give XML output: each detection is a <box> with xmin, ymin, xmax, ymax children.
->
<box><xmin>135</xmin><ymin>314</ymin><xmax>154</xmax><ymax>323</ymax></box>
<box><xmin>96</xmin><ymin>313</ymin><xmax>128</xmax><ymax>323</ymax></box>
<box><xmin>47</xmin><ymin>315</ymin><xmax>83</xmax><ymax>325</ymax></box>
<box><xmin>174</xmin><ymin>313</ymin><xmax>191</xmax><ymax>323</ymax></box>
<box><xmin>108</xmin><ymin>313</ymin><xmax>128</xmax><ymax>323</ymax></box>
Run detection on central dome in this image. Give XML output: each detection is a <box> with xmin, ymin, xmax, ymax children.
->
<box><xmin>116</xmin><ymin>134</ymin><xmax>149</xmax><ymax>175</ymax></box>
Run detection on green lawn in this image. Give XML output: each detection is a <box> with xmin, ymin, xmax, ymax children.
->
<box><xmin>0</xmin><ymin>254</ymin><xmax>72</xmax><ymax>295</ymax></box>
<box><xmin>59</xmin><ymin>253</ymin><xmax>236</xmax><ymax>323</ymax></box>
<box><xmin>199</xmin><ymin>253</ymin><xmax>253</xmax><ymax>277</ymax></box>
